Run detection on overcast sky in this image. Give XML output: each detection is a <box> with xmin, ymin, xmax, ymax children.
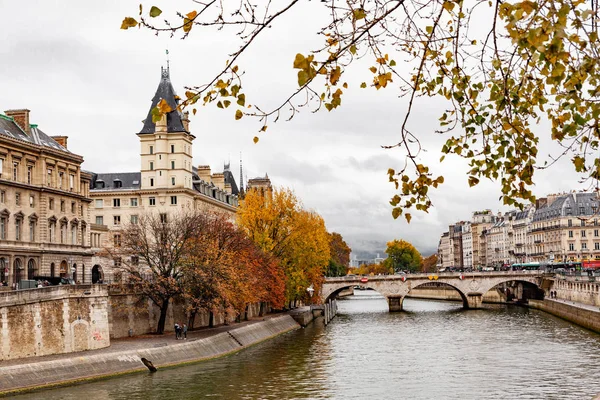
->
<box><xmin>0</xmin><ymin>1</ymin><xmax>586</xmax><ymax>257</ymax></box>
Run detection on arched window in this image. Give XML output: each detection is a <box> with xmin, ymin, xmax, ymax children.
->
<box><xmin>27</xmin><ymin>259</ymin><xmax>36</xmax><ymax>280</ymax></box>
<box><xmin>0</xmin><ymin>258</ymin><xmax>6</xmax><ymax>284</ymax></box>
<box><xmin>59</xmin><ymin>260</ymin><xmax>68</xmax><ymax>277</ymax></box>
<box><xmin>50</xmin><ymin>262</ymin><xmax>55</xmax><ymax>277</ymax></box>
<box><xmin>92</xmin><ymin>265</ymin><xmax>103</xmax><ymax>284</ymax></box>
<box><xmin>13</xmin><ymin>258</ymin><xmax>22</xmax><ymax>285</ymax></box>
<box><xmin>72</xmin><ymin>264</ymin><xmax>77</xmax><ymax>283</ymax></box>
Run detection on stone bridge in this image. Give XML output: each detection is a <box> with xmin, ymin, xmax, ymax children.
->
<box><xmin>322</xmin><ymin>271</ymin><xmax>549</xmax><ymax>311</ymax></box>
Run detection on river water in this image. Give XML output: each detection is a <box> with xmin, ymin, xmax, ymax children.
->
<box><xmin>15</xmin><ymin>292</ymin><xmax>600</xmax><ymax>399</ymax></box>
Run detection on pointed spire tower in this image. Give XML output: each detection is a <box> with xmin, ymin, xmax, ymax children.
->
<box><xmin>239</xmin><ymin>152</ymin><xmax>245</xmax><ymax>197</ymax></box>
<box><xmin>138</xmin><ymin>64</ymin><xmax>194</xmax><ymax>191</ymax></box>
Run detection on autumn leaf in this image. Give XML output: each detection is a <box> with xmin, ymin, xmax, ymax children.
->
<box><xmin>149</xmin><ymin>6</ymin><xmax>162</xmax><ymax>18</ymax></box>
<box><xmin>235</xmin><ymin>109</ymin><xmax>243</xmax><ymax>120</ymax></box>
<box><xmin>158</xmin><ymin>98</ymin><xmax>172</xmax><ymax>114</ymax></box>
<box><xmin>120</xmin><ymin>17</ymin><xmax>138</xmax><ymax>29</ymax></box>
<box><xmin>353</xmin><ymin>8</ymin><xmax>366</xmax><ymax>20</ymax></box>
<box><xmin>183</xmin><ymin>11</ymin><xmax>197</xmax><ymax>33</ymax></box>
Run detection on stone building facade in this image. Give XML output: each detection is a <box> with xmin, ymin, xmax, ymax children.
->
<box><xmin>438</xmin><ymin>192</ymin><xmax>600</xmax><ymax>269</ymax></box>
<box><xmin>0</xmin><ymin>109</ymin><xmax>93</xmax><ymax>287</ymax></box>
<box><xmin>531</xmin><ymin>192</ymin><xmax>600</xmax><ymax>264</ymax></box>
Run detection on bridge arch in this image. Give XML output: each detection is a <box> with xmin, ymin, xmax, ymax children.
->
<box><xmin>399</xmin><ymin>280</ymin><xmax>469</xmax><ymax>311</ymax></box>
<box><xmin>323</xmin><ymin>283</ymin><xmax>386</xmax><ymax>304</ymax></box>
<box><xmin>477</xmin><ymin>277</ymin><xmax>545</xmax><ymax>303</ymax></box>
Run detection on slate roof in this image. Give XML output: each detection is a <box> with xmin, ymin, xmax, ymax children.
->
<box><xmin>90</xmin><ymin>172</ymin><xmax>141</xmax><ymax>191</ymax></box>
<box><xmin>0</xmin><ymin>116</ymin><xmax>69</xmax><ymax>153</ymax></box>
<box><xmin>533</xmin><ymin>192</ymin><xmax>599</xmax><ymax>221</ymax></box>
<box><xmin>139</xmin><ymin>67</ymin><xmax>188</xmax><ymax>134</ymax></box>
<box><xmin>223</xmin><ymin>169</ymin><xmax>239</xmax><ymax>196</ymax></box>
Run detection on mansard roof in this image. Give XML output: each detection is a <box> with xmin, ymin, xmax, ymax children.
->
<box><xmin>90</xmin><ymin>172</ymin><xmax>141</xmax><ymax>191</ymax></box>
<box><xmin>139</xmin><ymin>67</ymin><xmax>188</xmax><ymax>134</ymax></box>
<box><xmin>0</xmin><ymin>116</ymin><xmax>69</xmax><ymax>153</ymax></box>
<box><xmin>533</xmin><ymin>192</ymin><xmax>599</xmax><ymax>221</ymax></box>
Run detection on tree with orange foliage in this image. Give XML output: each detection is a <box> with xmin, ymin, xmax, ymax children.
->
<box><xmin>237</xmin><ymin>188</ymin><xmax>330</xmax><ymax>306</ymax></box>
<box><xmin>183</xmin><ymin>212</ymin><xmax>285</xmax><ymax>327</ymax></box>
<box><xmin>421</xmin><ymin>254</ymin><xmax>438</xmax><ymax>273</ymax></box>
<box><xmin>349</xmin><ymin>262</ymin><xmax>393</xmax><ymax>276</ymax></box>
<box><xmin>326</xmin><ymin>232</ymin><xmax>351</xmax><ymax>277</ymax></box>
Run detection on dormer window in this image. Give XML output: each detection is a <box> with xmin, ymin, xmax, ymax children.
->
<box><xmin>113</xmin><ymin>179</ymin><xmax>122</xmax><ymax>188</ymax></box>
<box><xmin>95</xmin><ymin>180</ymin><xmax>105</xmax><ymax>189</ymax></box>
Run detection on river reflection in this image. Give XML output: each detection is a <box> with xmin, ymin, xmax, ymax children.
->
<box><xmin>15</xmin><ymin>292</ymin><xmax>600</xmax><ymax>399</ymax></box>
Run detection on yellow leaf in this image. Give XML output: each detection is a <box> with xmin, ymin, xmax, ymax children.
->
<box><xmin>353</xmin><ymin>8</ymin><xmax>367</xmax><ymax>20</ymax></box>
<box><xmin>405</xmin><ymin>213</ymin><xmax>412</xmax><ymax>223</ymax></box>
<box><xmin>260</xmin><ymin>125</ymin><xmax>268</xmax><ymax>132</ymax></box>
<box><xmin>298</xmin><ymin>70</ymin><xmax>309</xmax><ymax>86</ymax></box>
<box><xmin>237</xmin><ymin>94</ymin><xmax>246</xmax><ymax>107</ymax></box>
<box><xmin>158</xmin><ymin>98</ymin><xmax>172</xmax><ymax>114</ymax></box>
<box><xmin>293</xmin><ymin>53</ymin><xmax>307</xmax><ymax>69</ymax></box>
<box><xmin>253</xmin><ymin>136</ymin><xmax>259</xmax><ymax>143</ymax></box>
<box><xmin>183</xmin><ymin>11</ymin><xmax>197</xmax><ymax>33</ymax></box>
<box><xmin>369</xmin><ymin>66</ymin><xmax>377</xmax><ymax>73</ymax></box>
<box><xmin>235</xmin><ymin>110</ymin><xmax>243</xmax><ymax>120</ymax></box>
<box><xmin>330</xmin><ymin>66</ymin><xmax>341</xmax><ymax>85</ymax></box>
<box><xmin>120</xmin><ymin>17</ymin><xmax>138</xmax><ymax>30</ymax></box>
<box><xmin>360</xmin><ymin>82</ymin><xmax>367</xmax><ymax>88</ymax></box>
<box><xmin>442</xmin><ymin>1</ymin><xmax>455</xmax><ymax>12</ymax></box>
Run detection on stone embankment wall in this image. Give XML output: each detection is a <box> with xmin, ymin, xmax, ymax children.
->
<box><xmin>529</xmin><ymin>299</ymin><xmax>600</xmax><ymax>333</ymax></box>
<box><xmin>0</xmin><ymin>314</ymin><xmax>299</xmax><ymax>395</ymax></box>
<box><xmin>552</xmin><ymin>277</ymin><xmax>600</xmax><ymax>307</ymax></box>
<box><xmin>0</xmin><ymin>285</ymin><xmax>110</xmax><ymax>361</ymax></box>
<box><xmin>107</xmin><ymin>286</ymin><xmax>265</xmax><ymax>338</ymax></box>
<box><xmin>406</xmin><ymin>285</ymin><xmax>505</xmax><ymax>303</ymax></box>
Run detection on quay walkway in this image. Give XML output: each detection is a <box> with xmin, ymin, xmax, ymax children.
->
<box><xmin>0</xmin><ymin>312</ymin><xmax>301</xmax><ymax>395</ymax></box>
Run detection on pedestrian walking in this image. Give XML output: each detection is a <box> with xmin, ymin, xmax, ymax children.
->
<box><xmin>183</xmin><ymin>324</ymin><xmax>188</xmax><ymax>340</ymax></box>
<box><xmin>174</xmin><ymin>323</ymin><xmax>180</xmax><ymax>339</ymax></box>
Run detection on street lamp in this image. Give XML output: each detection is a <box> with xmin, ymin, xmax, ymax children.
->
<box><xmin>306</xmin><ymin>285</ymin><xmax>315</xmax><ymax>311</ymax></box>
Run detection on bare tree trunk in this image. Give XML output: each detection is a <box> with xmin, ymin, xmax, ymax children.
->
<box><xmin>208</xmin><ymin>311</ymin><xmax>214</xmax><ymax>328</ymax></box>
<box><xmin>259</xmin><ymin>302</ymin><xmax>265</xmax><ymax>317</ymax></box>
<box><xmin>188</xmin><ymin>310</ymin><xmax>196</xmax><ymax>329</ymax></box>
<box><xmin>156</xmin><ymin>299</ymin><xmax>170</xmax><ymax>334</ymax></box>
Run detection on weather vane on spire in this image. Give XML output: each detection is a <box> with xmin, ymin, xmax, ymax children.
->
<box><xmin>166</xmin><ymin>49</ymin><xmax>170</xmax><ymax>74</ymax></box>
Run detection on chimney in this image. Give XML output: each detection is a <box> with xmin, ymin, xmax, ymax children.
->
<box><xmin>4</xmin><ymin>109</ymin><xmax>30</xmax><ymax>136</ymax></box>
<box><xmin>51</xmin><ymin>136</ymin><xmax>68</xmax><ymax>149</ymax></box>
<box><xmin>212</xmin><ymin>173</ymin><xmax>225</xmax><ymax>190</ymax></box>
<box><xmin>182</xmin><ymin>111</ymin><xmax>190</xmax><ymax>132</ymax></box>
<box><xmin>197</xmin><ymin>165</ymin><xmax>211</xmax><ymax>183</ymax></box>
<box><xmin>156</xmin><ymin>113</ymin><xmax>167</xmax><ymax>133</ymax></box>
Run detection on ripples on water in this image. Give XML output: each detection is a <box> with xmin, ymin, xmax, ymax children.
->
<box><xmin>16</xmin><ymin>292</ymin><xmax>600</xmax><ymax>400</ymax></box>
